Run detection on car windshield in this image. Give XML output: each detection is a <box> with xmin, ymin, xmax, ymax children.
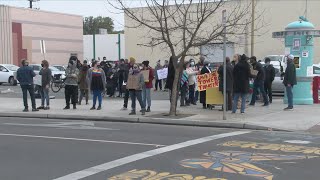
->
<box><xmin>6</xmin><ymin>65</ymin><xmax>19</xmax><ymax>71</ymax></box>
<box><xmin>49</xmin><ymin>66</ymin><xmax>60</xmax><ymax>71</ymax></box>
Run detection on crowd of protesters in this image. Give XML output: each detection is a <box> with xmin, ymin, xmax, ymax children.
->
<box><xmin>16</xmin><ymin>53</ymin><xmax>296</xmax><ymax>114</ymax></box>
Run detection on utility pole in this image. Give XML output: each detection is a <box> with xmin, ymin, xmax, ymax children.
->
<box><xmin>222</xmin><ymin>9</ymin><xmax>227</xmax><ymax>120</ymax></box>
<box><xmin>118</xmin><ymin>33</ymin><xmax>121</xmax><ymax>60</ymax></box>
<box><xmin>29</xmin><ymin>0</ymin><xmax>33</xmax><ymax>8</ymax></box>
<box><xmin>251</xmin><ymin>0</ymin><xmax>255</xmax><ymax>57</ymax></box>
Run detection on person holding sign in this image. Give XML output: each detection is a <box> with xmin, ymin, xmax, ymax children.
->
<box><xmin>141</xmin><ymin>61</ymin><xmax>154</xmax><ymax>112</ymax></box>
<box><xmin>186</xmin><ymin>60</ymin><xmax>199</xmax><ymax>105</ymax></box>
<box><xmin>154</xmin><ymin>60</ymin><xmax>163</xmax><ymax>91</ymax></box>
<box><xmin>199</xmin><ymin>59</ymin><xmax>212</xmax><ymax>109</ymax></box>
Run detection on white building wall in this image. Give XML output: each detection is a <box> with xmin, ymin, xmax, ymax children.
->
<box><xmin>83</xmin><ymin>34</ymin><xmax>125</xmax><ymax>61</ymax></box>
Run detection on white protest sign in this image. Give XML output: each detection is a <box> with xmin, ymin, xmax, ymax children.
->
<box><xmin>157</xmin><ymin>68</ymin><xmax>168</xmax><ymax>80</ymax></box>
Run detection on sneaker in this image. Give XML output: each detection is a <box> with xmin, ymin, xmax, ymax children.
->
<box><xmin>146</xmin><ymin>107</ymin><xmax>151</xmax><ymax>112</ymax></box>
<box><xmin>44</xmin><ymin>107</ymin><xmax>50</xmax><ymax>110</ymax></box>
<box><xmin>90</xmin><ymin>107</ymin><xmax>96</xmax><ymax>110</ymax></box>
<box><xmin>129</xmin><ymin>111</ymin><xmax>136</xmax><ymax>115</ymax></box>
<box><xmin>32</xmin><ymin>109</ymin><xmax>39</xmax><ymax>112</ymax></box>
<box><xmin>121</xmin><ymin>107</ymin><xmax>127</xmax><ymax>111</ymax></box>
<box><xmin>241</xmin><ymin>112</ymin><xmax>245</xmax><ymax>114</ymax></box>
<box><xmin>23</xmin><ymin>108</ymin><xmax>29</xmax><ymax>112</ymax></box>
<box><xmin>97</xmin><ymin>106</ymin><xmax>101</xmax><ymax>110</ymax></box>
<box><xmin>73</xmin><ymin>105</ymin><xmax>77</xmax><ymax>110</ymax></box>
<box><xmin>284</xmin><ymin>107</ymin><xmax>293</xmax><ymax>111</ymax></box>
<box><xmin>37</xmin><ymin>106</ymin><xmax>44</xmax><ymax>110</ymax></box>
<box><xmin>262</xmin><ymin>104</ymin><xmax>269</xmax><ymax>107</ymax></box>
<box><xmin>141</xmin><ymin>111</ymin><xmax>145</xmax><ymax>115</ymax></box>
<box><xmin>63</xmin><ymin>106</ymin><xmax>70</xmax><ymax>110</ymax></box>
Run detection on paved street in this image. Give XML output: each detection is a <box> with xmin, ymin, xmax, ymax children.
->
<box><xmin>0</xmin><ymin>117</ymin><xmax>320</xmax><ymax>180</ymax></box>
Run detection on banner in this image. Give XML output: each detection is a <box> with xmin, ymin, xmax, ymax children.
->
<box><xmin>206</xmin><ymin>87</ymin><xmax>223</xmax><ymax>105</ymax></box>
<box><xmin>157</xmin><ymin>68</ymin><xmax>168</xmax><ymax>80</ymax></box>
<box><xmin>197</xmin><ymin>72</ymin><xmax>219</xmax><ymax>91</ymax></box>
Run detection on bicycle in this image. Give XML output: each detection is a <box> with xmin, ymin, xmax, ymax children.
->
<box><xmin>51</xmin><ymin>74</ymin><xmax>65</xmax><ymax>93</ymax></box>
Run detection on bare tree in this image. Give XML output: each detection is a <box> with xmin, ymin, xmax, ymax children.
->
<box><xmin>109</xmin><ymin>0</ymin><xmax>265</xmax><ymax>116</ymax></box>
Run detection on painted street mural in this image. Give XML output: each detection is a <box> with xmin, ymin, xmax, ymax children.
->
<box><xmin>221</xmin><ymin>141</ymin><xmax>320</xmax><ymax>155</ymax></box>
<box><xmin>108</xmin><ymin>169</ymin><xmax>227</xmax><ymax>180</ymax></box>
<box><xmin>180</xmin><ymin>151</ymin><xmax>318</xmax><ymax>180</ymax></box>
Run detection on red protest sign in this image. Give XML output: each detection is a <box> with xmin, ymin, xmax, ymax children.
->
<box><xmin>197</xmin><ymin>72</ymin><xmax>219</xmax><ymax>91</ymax></box>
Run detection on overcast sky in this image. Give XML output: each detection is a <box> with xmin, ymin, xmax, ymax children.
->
<box><xmin>0</xmin><ymin>0</ymin><xmax>129</xmax><ymax>30</ymax></box>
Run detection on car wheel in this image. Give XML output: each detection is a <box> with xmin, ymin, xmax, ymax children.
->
<box><xmin>9</xmin><ymin>77</ymin><xmax>16</xmax><ymax>86</ymax></box>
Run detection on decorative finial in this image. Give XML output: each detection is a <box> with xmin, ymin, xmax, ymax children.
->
<box><xmin>299</xmin><ymin>16</ymin><xmax>309</xmax><ymax>22</ymax></box>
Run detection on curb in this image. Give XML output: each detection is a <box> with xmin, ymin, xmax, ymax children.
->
<box><xmin>0</xmin><ymin>112</ymin><xmax>288</xmax><ymax>132</ymax></box>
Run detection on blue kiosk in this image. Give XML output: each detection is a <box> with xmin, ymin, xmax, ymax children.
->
<box><xmin>273</xmin><ymin>16</ymin><xmax>320</xmax><ymax>105</ymax></box>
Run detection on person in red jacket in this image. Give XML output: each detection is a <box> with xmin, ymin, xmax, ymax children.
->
<box><xmin>142</xmin><ymin>61</ymin><xmax>154</xmax><ymax>112</ymax></box>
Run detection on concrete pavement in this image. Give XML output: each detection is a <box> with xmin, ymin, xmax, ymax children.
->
<box><xmin>0</xmin><ymin>96</ymin><xmax>319</xmax><ymax>132</ymax></box>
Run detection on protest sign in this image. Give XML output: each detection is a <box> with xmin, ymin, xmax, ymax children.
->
<box><xmin>157</xmin><ymin>68</ymin><xmax>168</xmax><ymax>80</ymax></box>
<box><xmin>141</xmin><ymin>70</ymin><xmax>150</xmax><ymax>82</ymax></box>
<box><xmin>206</xmin><ymin>87</ymin><xmax>223</xmax><ymax>105</ymax></box>
<box><xmin>197</xmin><ymin>72</ymin><xmax>219</xmax><ymax>91</ymax></box>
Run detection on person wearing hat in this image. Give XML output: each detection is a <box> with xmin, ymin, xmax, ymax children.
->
<box><xmin>249</xmin><ymin>56</ymin><xmax>269</xmax><ymax>106</ymax></box>
<box><xmin>283</xmin><ymin>54</ymin><xmax>297</xmax><ymax>110</ymax></box>
<box><xmin>64</xmin><ymin>56</ymin><xmax>80</xmax><ymax>110</ymax></box>
<box><xmin>199</xmin><ymin>59</ymin><xmax>212</xmax><ymax>109</ymax></box>
<box><xmin>141</xmin><ymin>60</ymin><xmax>154</xmax><ymax>112</ymax></box>
<box><xmin>16</xmin><ymin>59</ymin><xmax>38</xmax><ymax>112</ymax></box>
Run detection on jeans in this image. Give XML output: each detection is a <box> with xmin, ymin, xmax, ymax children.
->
<box><xmin>129</xmin><ymin>90</ymin><xmax>145</xmax><ymax>111</ymax></box>
<box><xmin>92</xmin><ymin>90</ymin><xmax>102</xmax><ymax>107</ymax></box>
<box><xmin>39</xmin><ymin>86</ymin><xmax>50</xmax><ymax>106</ymax></box>
<box><xmin>142</xmin><ymin>88</ymin><xmax>151</xmax><ymax>108</ymax></box>
<box><xmin>264</xmin><ymin>81</ymin><xmax>272</xmax><ymax>103</ymax></box>
<box><xmin>232</xmin><ymin>93</ymin><xmax>247</xmax><ymax>113</ymax></box>
<box><xmin>180</xmin><ymin>84</ymin><xmax>189</xmax><ymax>105</ymax></box>
<box><xmin>123</xmin><ymin>89</ymin><xmax>130</xmax><ymax>108</ymax></box>
<box><xmin>21</xmin><ymin>85</ymin><xmax>36</xmax><ymax>109</ymax></box>
<box><xmin>250</xmin><ymin>80</ymin><xmax>269</xmax><ymax>105</ymax></box>
<box><xmin>65</xmin><ymin>85</ymin><xmax>78</xmax><ymax>106</ymax></box>
<box><xmin>155</xmin><ymin>80</ymin><xmax>162</xmax><ymax>90</ymax></box>
<box><xmin>286</xmin><ymin>86</ymin><xmax>293</xmax><ymax>107</ymax></box>
<box><xmin>188</xmin><ymin>84</ymin><xmax>195</xmax><ymax>104</ymax></box>
<box><xmin>79</xmin><ymin>89</ymin><xmax>89</xmax><ymax>104</ymax></box>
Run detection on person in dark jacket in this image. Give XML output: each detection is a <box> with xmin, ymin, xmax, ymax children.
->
<box><xmin>218</xmin><ymin>57</ymin><xmax>234</xmax><ymax>111</ymax></box>
<box><xmin>264</xmin><ymin>57</ymin><xmax>276</xmax><ymax>103</ymax></box>
<box><xmin>87</xmin><ymin>61</ymin><xmax>106</xmax><ymax>110</ymax></box>
<box><xmin>232</xmin><ymin>54</ymin><xmax>253</xmax><ymax>114</ymax></box>
<box><xmin>283</xmin><ymin>54</ymin><xmax>297</xmax><ymax>110</ymax></box>
<box><xmin>199</xmin><ymin>60</ymin><xmax>211</xmax><ymax>109</ymax></box>
<box><xmin>165</xmin><ymin>56</ymin><xmax>176</xmax><ymax>102</ymax></box>
<box><xmin>121</xmin><ymin>57</ymin><xmax>134</xmax><ymax>110</ymax></box>
<box><xmin>78</xmin><ymin>60</ymin><xmax>89</xmax><ymax>105</ymax></box>
<box><xmin>142</xmin><ymin>61</ymin><xmax>154</xmax><ymax>112</ymax></box>
<box><xmin>16</xmin><ymin>59</ymin><xmax>38</xmax><ymax>112</ymax></box>
<box><xmin>37</xmin><ymin>60</ymin><xmax>52</xmax><ymax>110</ymax></box>
<box><xmin>117</xmin><ymin>59</ymin><xmax>127</xmax><ymax>97</ymax></box>
<box><xmin>249</xmin><ymin>56</ymin><xmax>269</xmax><ymax>106</ymax></box>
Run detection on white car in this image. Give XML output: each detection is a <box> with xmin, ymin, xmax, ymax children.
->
<box><xmin>29</xmin><ymin>64</ymin><xmax>65</xmax><ymax>78</ymax></box>
<box><xmin>0</xmin><ymin>64</ymin><xmax>19</xmax><ymax>86</ymax></box>
<box><xmin>263</xmin><ymin>55</ymin><xmax>287</xmax><ymax>71</ymax></box>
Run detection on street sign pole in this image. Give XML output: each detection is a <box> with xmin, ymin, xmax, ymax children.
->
<box><xmin>222</xmin><ymin>10</ymin><xmax>227</xmax><ymax>120</ymax></box>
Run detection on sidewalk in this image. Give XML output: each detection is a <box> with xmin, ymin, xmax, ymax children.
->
<box><xmin>0</xmin><ymin>97</ymin><xmax>319</xmax><ymax>132</ymax></box>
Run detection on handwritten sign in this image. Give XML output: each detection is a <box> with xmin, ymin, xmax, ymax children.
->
<box><xmin>157</xmin><ymin>68</ymin><xmax>168</xmax><ymax>80</ymax></box>
<box><xmin>206</xmin><ymin>87</ymin><xmax>223</xmax><ymax>105</ymax></box>
<box><xmin>197</xmin><ymin>72</ymin><xmax>219</xmax><ymax>91</ymax></box>
<box><xmin>141</xmin><ymin>70</ymin><xmax>150</xmax><ymax>82</ymax></box>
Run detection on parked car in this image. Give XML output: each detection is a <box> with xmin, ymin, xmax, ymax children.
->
<box><xmin>272</xmin><ymin>67</ymin><xmax>285</xmax><ymax>96</ymax></box>
<box><xmin>29</xmin><ymin>64</ymin><xmax>65</xmax><ymax>78</ymax></box>
<box><xmin>0</xmin><ymin>64</ymin><xmax>19</xmax><ymax>86</ymax></box>
<box><xmin>52</xmin><ymin>65</ymin><xmax>66</xmax><ymax>72</ymax></box>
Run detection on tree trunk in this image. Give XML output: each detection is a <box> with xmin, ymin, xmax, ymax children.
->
<box><xmin>169</xmin><ymin>56</ymin><xmax>185</xmax><ymax>116</ymax></box>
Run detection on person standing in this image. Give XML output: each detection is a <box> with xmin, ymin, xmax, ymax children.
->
<box><xmin>64</xmin><ymin>56</ymin><xmax>80</xmax><ymax>110</ymax></box>
<box><xmin>154</xmin><ymin>60</ymin><xmax>163</xmax><ymax>91</ymax></box>
<box><xmin>87</xmin><ymin>61</ymin><xmax>106</xmax><ymax>110</ymax></box>
<box><xmin>16</xmin><ymin>59</ymin><xmax>39</xmax><ymax>112</ymax></box>
<box><xmin>117</xmin><ymin>59</ymin><xmax>127</xmax><ymax>97</ymax></box>
<box><xmin>283</xmin><ymin>54</ymin><xmax>297</xmax><ymax>110</ymax></box>
<box><xmin>199</xmin><ymin>60</ymin><xmax>211</xmax><ymax>109</ymax></box>
<box><xmin>249</xmin><ymin>56</ymin><xmax>269</xmax><ymax>106</ymax></box>
<box><xmin>37</xmin><ymin>60</ymin><xmax>52</xmax><ymax>110</ymax></box>
<box><xmin>142</xmin><ymin>61</ymin><xmax>154</xmax><ymax>112</ymax></box>
<box><xmin>165</xmin><ymin>56</ymin><xmax>176</xmax><ymax>101</ymax></box>
<box><xmin>232</xmin><ymin>54</ymin><xmax>253</xmax><ymax>114</ymax></box>
<box><xmin>162</xmin><ymin>60</ymin><xmax>169</xmax><ymax>91</ymax></box>
<box><xmin>78</xmin><ymin>60</ymin><xmax>89</xmax><ymax>105</ymax></box>
<box><xmin>180</xmin><ymin>62</ymin><xmax>190</xmax><ymax>106</ymax></box>
<box><xmin>121</xmin><ymin>57</ymin><xmax>134</xmax><ymax>110</ymax></box>
<box><xmin>218</xmin><ymin>57</ymin><xmax>234</xmax><ymax>111</ymax></box>
<box><xmin>264</xmin><ymin>57</ymin><xmax>276</xmax><ymax>103</ymax></box>
<box><xmin>186</xmin><ymin>60</ymin><xmax>199</xmax><ymax>105</ymax></box>
<box><xmin>127</xmin><ymin>63</ymin><xmax>146</xmax><ymax>115</ymax></box>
